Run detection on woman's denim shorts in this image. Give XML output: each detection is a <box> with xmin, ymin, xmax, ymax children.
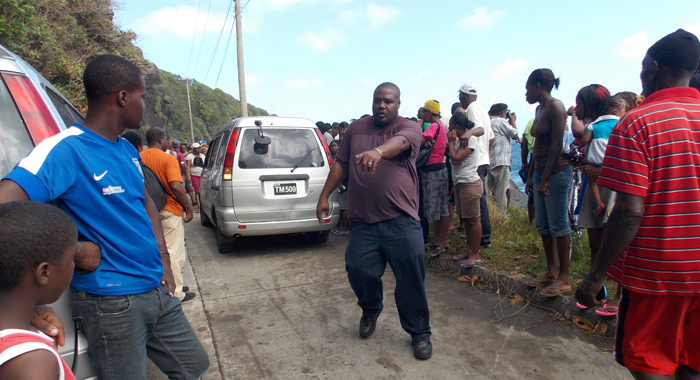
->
<box><xmin>533</xmin><ymin>167</ymin><xmax>573</xmax><ymax>237</ymax></box>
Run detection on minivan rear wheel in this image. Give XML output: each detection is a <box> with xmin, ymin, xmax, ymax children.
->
<box><xmin>309</xmin><ymin>230</ymin><xmax>330</xmax><ymax>244</ymax></box>
<box><xmin>216</xmin><ymin>226</ymin><xmax>236</xmax><ymax>253</ymax></box>
<box><xmin>201</xmin><ymin>208</ymin><xmax>213</xmax><ymax>227</ymax></box>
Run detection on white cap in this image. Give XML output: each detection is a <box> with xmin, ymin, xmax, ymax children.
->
<box><xmin>458</xmin><ymin>82</ymin><xmax>477</xmax><ymax>95</ymax></box>
<box><xmin>191</xmin><ymin>143</ymin><xmax>201</xmax><ymax>148</ymax></box>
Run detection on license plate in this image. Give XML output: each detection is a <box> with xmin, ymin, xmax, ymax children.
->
<box><xmin>274</xmin><ymin>183</ymin><xmax>297</xmax><ymax>195</ymax></box>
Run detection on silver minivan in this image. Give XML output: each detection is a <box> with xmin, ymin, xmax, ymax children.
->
<box><xmin>199</xmin><ymin>116</ymin><xmax>340</xmax><ymax>252</ymax></box>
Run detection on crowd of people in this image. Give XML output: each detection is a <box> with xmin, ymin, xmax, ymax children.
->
<box><xmin>1</xmin><ymin>28</ymin><xmax>700</xmax><ymax>380</ymax></box>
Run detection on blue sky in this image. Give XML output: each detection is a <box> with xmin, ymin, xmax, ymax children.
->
<box><xmin>115</xmin><ymin>0</ymin><xmax>700</xmax><ymax>133</ymax></box>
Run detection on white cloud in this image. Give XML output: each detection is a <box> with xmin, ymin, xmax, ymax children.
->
<box><xmin>285</xmin><ymin>77</ymin><xmax>323</xmax><ymax>90</ymax></box>
<box><xmin>246</xmin><ymin>74</ymin><xmax>263</xmax><ymax>85</ymax></box>
<box><xmin>130</xmin><ymin>6</ymin><xmax>228</xmax><ymax>38</ymax></box>
<box><xmin>684</xmin><ymin>23</ymin><xmax>700</xmax><ymax>39</ymax></box>
<box><xmin>492</xmin><ymin>58</ymin><xmax>526</xmax><ymax>80</ymax></box>
<box><xmin>613</xmin><ymin>31</ymin><xmax>650</xmax><ymax>59</ymax></box>
<box><xmin>367</xmin><ymin>3</ymin><xmax>404</xmax><ymax>29</ymax></box>
<box><xmin>457</xmin><ymin>7</ymin><xmax>503</xmax><ymax>30</ymax></box>
<box><xmin>298</xmin><ymin>26</ymin><xmax>344</xmax><ymax>51</ymax></box>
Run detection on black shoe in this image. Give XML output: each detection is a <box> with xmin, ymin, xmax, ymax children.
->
<box><xmin>413</xmin><ymin>340</ymin><xmax>432</xmax><ymax>360</ymax></box>
<box><xmin>181</xmin><ymin>292</ymin><xmax>196</xmax><ymax>303</ymax></box>
<box><xmin>182</xmin><ymin>286</ymin><xmax>189</xmax><ymax>292</ymax></box>
<box><xmin>359</xmin><ymin>309</ymin><xmax>382</xmax><ymax>338</ymax></box>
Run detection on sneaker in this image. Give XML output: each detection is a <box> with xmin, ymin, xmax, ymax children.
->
<box><xmin>181</xmin><ymin>292</ymin><xmax>196</xmax><ymax>303</ymax></box>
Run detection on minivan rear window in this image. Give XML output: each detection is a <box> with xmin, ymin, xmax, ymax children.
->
<box><xmin>238</xmin><ymin>128</ymin><xmax>325</xmax><ymax>169</ymax></box>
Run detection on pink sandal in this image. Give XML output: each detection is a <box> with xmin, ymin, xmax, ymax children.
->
<box><xmin>595</xmin><ymin>305</ymin><xmax>618</xmax><ymax>317</ymax></box>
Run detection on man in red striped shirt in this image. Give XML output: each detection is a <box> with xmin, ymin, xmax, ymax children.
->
<box><xmin>576</xmin><ymin>29</ymin><xmax>700</xmax><ymax>379</ymax></box>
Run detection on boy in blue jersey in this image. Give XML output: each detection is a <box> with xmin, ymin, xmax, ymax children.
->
<box><xmin>0</xmin><ymin>55</ymin><xmax>209</xmax><ymax>379</ymax></box>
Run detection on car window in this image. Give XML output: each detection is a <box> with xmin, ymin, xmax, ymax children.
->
<box><xmin>204</xmin><ymin>136</ymin><xmax>220</xmax><ymax>168</ymax></box>
<box><xmin>238</xmin><ymin>128</ymin><xmax>324</xmax><ymax>169</ymax></box>
<box><xmin>0</xmin><ymin>76</ymin><xmax>34</xmax><ymax>179</ymax></box>
<box><xmin>45</xmin><ymin>88</ymin><xmax>83</xmax><ymax>128</ymax></box>
<box><xmin>214</xmin><ymin>131</ymin><xmax>229</xmax><ymax>167</ymax></box>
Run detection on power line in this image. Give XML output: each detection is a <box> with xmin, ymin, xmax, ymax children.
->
<box><xmin>214</xmin><ymin>0</ymin><xmax>253</xmax><ymax>87</ymax></box>
<box><xmin>184</xmin><ymin>0</ymin><xmax>202</xmax><ymax>76</ymax></box>
<box><xmin>201</xmin><ymin>0</ymin><xmax>234</xmax><ymax>82</ymax></box>
<box><xmin>192</xmin><ymin>0</ymin><xmax>213</xmax><ymax>76</ymax></box>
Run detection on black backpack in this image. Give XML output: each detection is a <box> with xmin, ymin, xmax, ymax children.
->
<box><xmin>142</xmin><ymin>163</ymin><xmax>171</xmax><ymax>211</ymax></box>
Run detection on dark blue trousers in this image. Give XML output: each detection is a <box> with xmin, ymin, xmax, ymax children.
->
<box><xmin>345</xmin><ymin>214</ymin><xmax>431</xmax><ymax>341</ymax></box>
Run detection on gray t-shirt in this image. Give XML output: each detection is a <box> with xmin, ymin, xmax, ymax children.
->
<box><xmin>335</xmin><ymin>116</ymin><xmax>422</xmax><ymax>223</ymax></box>
<box><xmin>452</xmin><ymin>136</ymin><xmax>479</xmax><ymax>184</ymax></box>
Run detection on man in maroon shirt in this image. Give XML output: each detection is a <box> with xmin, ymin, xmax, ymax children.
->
<box><xmin>316</xmin><ymin>83</ymin><xmax>432</xmax><ymax>360</ymax></box>
<box><xmin>576</xmin><ymin>29</ymin><xmax>700</xmax><ymax>379</ymax></box>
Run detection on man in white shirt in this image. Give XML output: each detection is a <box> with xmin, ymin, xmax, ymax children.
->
<box><xmin>487</xmin><ymin>103</ymin><xmax>520</xmax><ymax>214</ymax></box>
<box><xmin>324</xmin><ymin>123</ymin><xmax>339</xmax><ymax>145</ymax></box>
<box><xmin>458</xmin><ymin>83</ymin><xmax>494</xmax><ymax>247</ymax></box>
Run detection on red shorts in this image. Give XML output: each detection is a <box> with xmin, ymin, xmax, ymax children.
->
<box><xmin>191</xmin><ymin>175</ymin><xmax>201</xmax><ymax>192</ymax></box>
<box><xmin>615</xmin><ymin>289</ymin><xmax>700</xmax><ymax>375</ymax></box>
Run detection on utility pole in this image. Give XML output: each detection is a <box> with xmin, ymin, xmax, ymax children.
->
<box><xmin>179</xmin><ymin>77</ymin><xmax>195</xmax><ymax>143</ymax></box>
<box><xmin>235</xmin><ymin>0</ymin><xmax>247</xmax><ymax>117</ymax></box>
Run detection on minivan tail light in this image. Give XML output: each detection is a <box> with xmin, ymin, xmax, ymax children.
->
<box><xmin>223</xmin><ymin>128</ymin><xmax>240</xmax><ymax>180</ymax></box>
<box><xmin>315</xmin><ymin>129</ymin><xmax>333</xmax><ymax>166</ymax></box>
<box><xmin>2</xmin><ymin>73</ymin><xmax>62</xmax><ymax>144</ymax></box>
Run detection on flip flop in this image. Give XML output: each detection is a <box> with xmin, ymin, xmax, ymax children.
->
<box><xmin>460</xmin><ymin>260</ymin><xmax>483</xmax><ymax>268</ymax></box>
<box><xmin>425</xmin><ymin>242</ymin><xmax>437</xmax><ymax>250</ymax></box>
<box><xmin>452</xmin><ymin>253</ymin><xmax>469</xmax><ymax>261</ymax></box>
<box><xmin>576</xmin><ymin>302</ymin><xmax>589</xmax><ymax>310</ymax></box>
<box><xmin>526</xmin><ymin>277</ymin><xmax>554</xmax><ymax>287</ymax></box>
<box><xmin>595</xmin><ymin>305</ymin><xmax>619</xmax><ymax>317</ymax></box>
<box><xmin>330</xmin><ymin>229</ymin><xmax>347</xmax><ymax>236</ymax></box>
<box><xmin>540</xmin><ymin>285</ymin><xmax>572</xmax><ymax>298</ymax></box>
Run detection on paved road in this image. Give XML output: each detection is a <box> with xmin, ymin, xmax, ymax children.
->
<box><xmin>148</xmin><ymin>222</ymin><xmax>632</xmax><ymax>380</ymax></box>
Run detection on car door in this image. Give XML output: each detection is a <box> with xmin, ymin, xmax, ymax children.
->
<box><xmin>199</xmin><ymin>135</ymin><xmax>221</xmax><ymax>214</ymax></box>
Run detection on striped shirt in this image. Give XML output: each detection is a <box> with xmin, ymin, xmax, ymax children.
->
<box><xmin>599</xmin><ymin>87</ymin><xmax>700</xmax><ymax>295</ymax></box>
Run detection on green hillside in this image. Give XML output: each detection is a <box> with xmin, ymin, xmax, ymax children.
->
<box><xmin>0</xmin><ymin>0</ymin><xmax>268</xmax><ymax>142</ymax></box>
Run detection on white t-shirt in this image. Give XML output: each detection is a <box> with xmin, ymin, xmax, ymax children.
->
<box><xmin>452</xmin><ymin>136</ymin><xmax>480</xmax><ymax>184</ymax></box>
<box><xmin>186</xmin><ymin>153</ymin><xmax>205</xmax><ymax>177</ymax></box>
<box><xmin>466</xmin><ymin>100</ymin><xmax>494</xmax><ymax>167</ymax></box>
<box><xmin>323</xmin><ymin>131</ymin><xmax>336</xmax><ymax>145</ymax></box>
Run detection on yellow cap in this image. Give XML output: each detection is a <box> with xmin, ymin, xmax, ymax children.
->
<box><xmin>423</xmin><ymin>100</ymin><xmax>440</xmax><ymax>115</ymax></box>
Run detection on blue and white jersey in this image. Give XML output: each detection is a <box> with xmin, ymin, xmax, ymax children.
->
<box><xmin>4</xmin><ymin>124</ymin><xmax>162</xmax><ymax>296</ymax></box>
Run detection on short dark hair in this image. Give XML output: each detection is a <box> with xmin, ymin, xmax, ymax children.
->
<box><xmin>340</xmin><ymin>121</ymin><xmax>348</xmax><ymax>129</ymax></box>
<box><xmin>83</xmin><ymin>54</ymin><xmax>143</xmax><ymax>101</ymax></box>
<box><xmin>374</xmin><ymin>82</ymin><xmax>401</xmax><ymax>99</ymax></box>
<box><xmin>527</xmin><ymin>69</ymin><xmax>560</xmax><ymax>92</ymax></box>
<box><xmin>451</xmin><ymin>112</ymin><xmax>474</xmax><ymax>130</ymax></box>
<box><xmin>601</xmin><ymin>95</ymin><xmax>627</xmax><ymax>114</ymax></box>
<box><xmin>146</xmin><ymin>127</ymin><xmax>166</xmax><ymax>145</ymax></box>
<box><xmin>329</xmin><ymin>140</ymin><xmax>339</xmax><ymax>148</ymax></box>
<box><xmin>451</xmin><ymin>102</ymin><xmax>461</xmax><ymax>115</ymax></box>
<box><xmin>0</xmin><ymin>202</ymin><xmax>77</xmax><ymax>292</ymax></box>
<box><xmin>122</xmin><ymin>131</ymin><xmax>143</xmax><ymax>150</ymax></box>
<box><xmin>576</xmin><ymin>84</ymin><xmax>610</xmax><ymax>120</ymax></box>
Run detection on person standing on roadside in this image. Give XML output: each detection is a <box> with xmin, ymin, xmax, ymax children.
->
<box><xmin>524</xmin><ymin>68</ymin><xmax>573</xmax><ymax>298</ymax></box>
<box><xmin>186</xmin><ymin>142</ymin><xmax>205</xmax><ymax>213</ymax></box>
<box><xmin>576</xmin><ymin>29</ymin><xmax>700</xmax><ymax>380</ymax></box>
<box><xmin>458</xmin><ymin>83</ymin><xmax>494</xmax><ymax>247</ymax></box>
<box><xmin>316</xmin><ymin>82</ymin><xmax>432</xmax><ymax>360</ymax></box>
<box><xmin>0</xmin><ymin>54</ymin><xmax>209</xmax><ymax>379</ymax></box>
<box><xmin>141</xmin><ymin>127</ymin><xmax>196</xmax><ymax>303</ymax></box>
<box><xmin>487</xmin><ymin>103</ymin><xmax>520</xmax><ymax>214</ymax></box>
<box><xmin>420</xmin><ymin>100</ymin><xmax>451</xmax><ymax>257</ymax></box>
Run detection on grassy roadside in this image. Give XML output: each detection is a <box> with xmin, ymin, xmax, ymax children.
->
<box><xmin>429</xmin><ymin>199</ymin><xmax>618</xmax><ymax>296</ymax></box>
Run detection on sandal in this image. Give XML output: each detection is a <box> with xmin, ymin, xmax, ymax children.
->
<box><xmin>593</xmin><ymin>202</ymin><xmax>606</xmax><ymax>217</ymax></box>
<box><xmin>595</xmin><ymin>305</ymin><xmax>619</xmax><ymax>317</ymax></box>
<box><xmin>460</xmin><ymin>260</ymin><xmax>483</xmax><ymax>268</ymax></box>
<box><xmin>330</xmin><ymin>229</ymin><xmax>347</xmax><ymax>236</ymax></box>
<box><xmin>425</xmin><ymin>242</ymin><xmax>437</xmax><ymax>251</ymax></box>
<box><xmin>540</xmin><ymin>284</ymin><xmax>572</xmax><ymax>298</ymax></box>
<box><xmin>452</xmin><ymin>253</ymin><xmax>469</xmax><ymax>261</ymax></box>
<box><xmin>526</xmin><ymin>277</ymin><xmax>554</xmax><ymax>287</ymax></box>
<box><xmin>431</xmin><ymin>246</ymin><xmax>448</xmax><ymax>258</ymax></box>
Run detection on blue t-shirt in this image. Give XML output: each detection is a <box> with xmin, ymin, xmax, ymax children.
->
<box><xmin>5</xmin><ymin>124</ymin><xmax>162</xmax><ymax>296</ymax></box>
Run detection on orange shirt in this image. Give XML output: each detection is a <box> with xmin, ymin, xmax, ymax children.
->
<box><xmin>140</xmin><ymin>148</ymin><xmax>184</xmax><ymax>217</ymax></box>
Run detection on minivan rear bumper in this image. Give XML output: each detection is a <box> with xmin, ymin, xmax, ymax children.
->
<box><xmin>216</xmin><ymin>207</ymin><xmax>340</xmax><ymax>237</ymax></box>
